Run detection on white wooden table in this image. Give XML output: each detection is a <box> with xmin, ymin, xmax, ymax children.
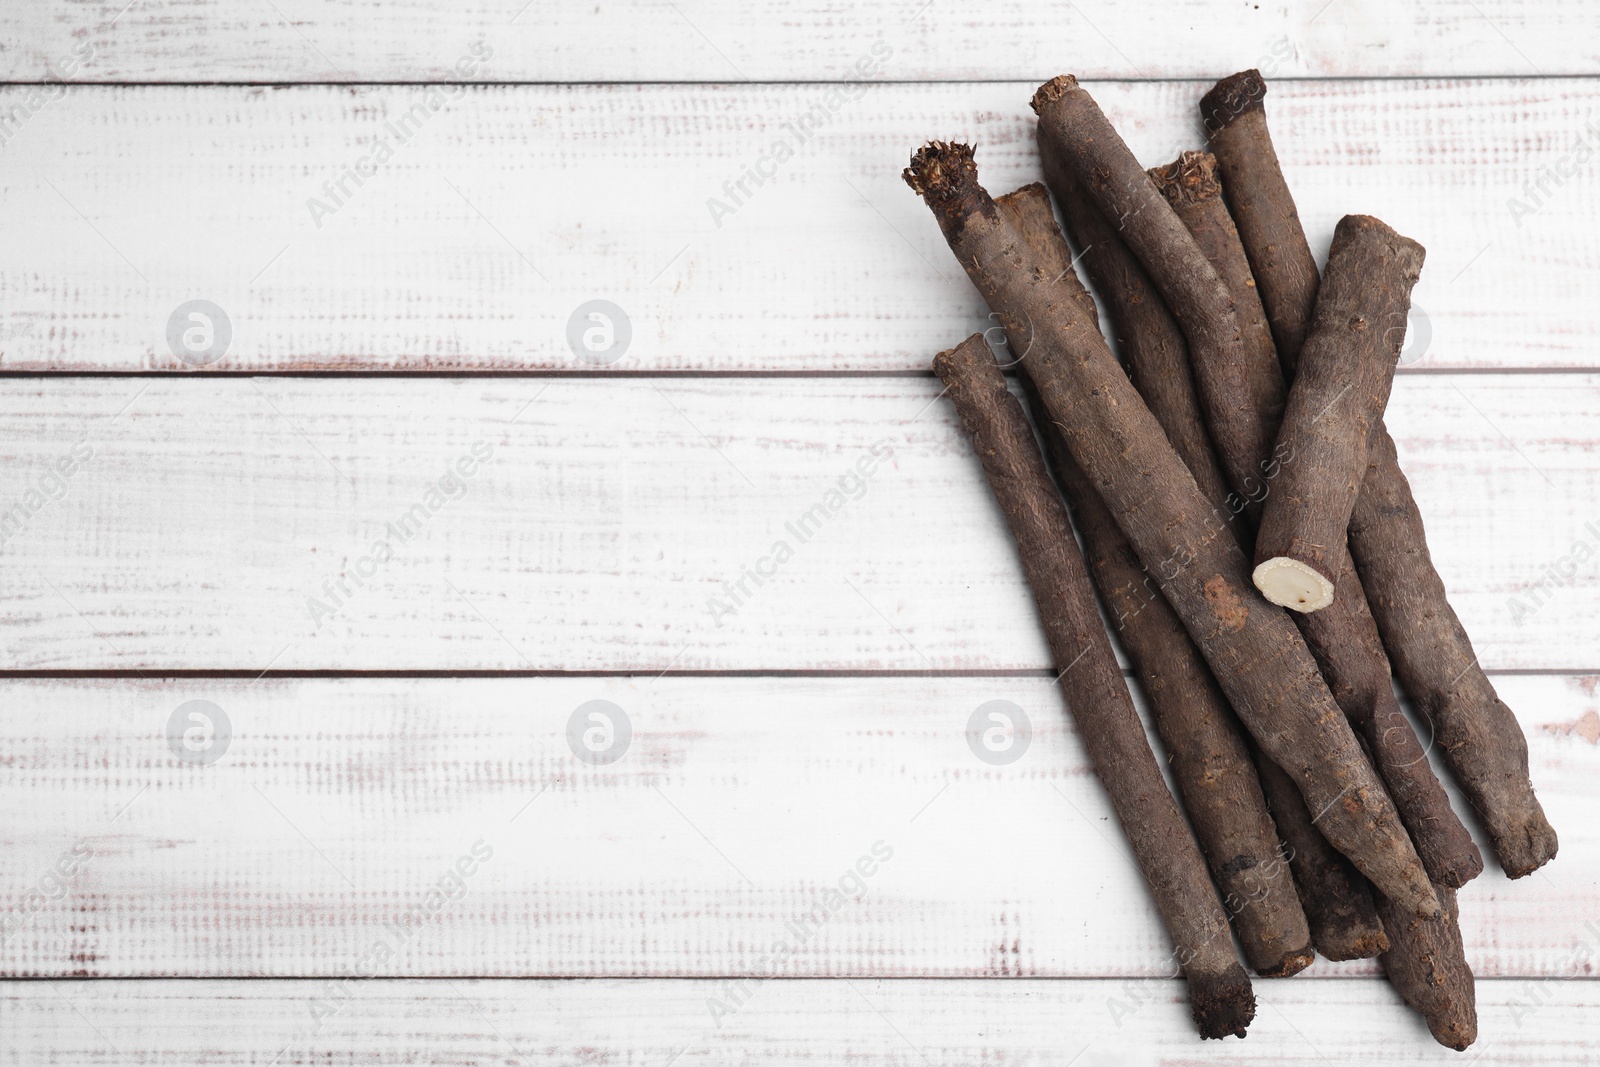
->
<box><xmin>1</xmin><ymin>2</ymin><xmax>1597</xmax><ymax>1062</ymax></box>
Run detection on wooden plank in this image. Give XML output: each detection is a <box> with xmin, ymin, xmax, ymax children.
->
<box><xmin>0</xmin><ymin>674</ymin><xmax>1590</xmax><ymax>978</ymax></box>
<box><xmin>3</xmin><ymin>1</ymin><xmax>1596</xmax><ymax>81</ymax></box>
<box><xmin>0</xmin><ymin>375</ymin><xmax>1594</xmax><ymax>671</ymax></box>
<box><xmin>4</xmin><ymin>977</ymin><xmax>1600</xmax><ymax>1063</ymax></box>
<box><xmin>1</xmin><ymin>81</ymin><xmax>1596</xmax><ymax>372</ymax></box>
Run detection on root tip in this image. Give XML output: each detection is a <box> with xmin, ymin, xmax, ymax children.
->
<box><xmin>1190</xmin><ymin>968</ymin><xmax>1256</xmax><ymax>1039</ymax></box>
<box><xmin>1029</xmin><ymin>74</ymin><xmax>1080</xmax><ymax>114</ymax></box>
<box><xmin>1432</xmin><ymin>1025</ymin><xmax>1478</xmax><ymax>1052</ymax></box>
<box><xmin>1255</xmin><ymin>946</ymin><xmax>1317</xmax><ymax>979</ymax></box>
<box><xmin>1200</xmin><ymin>68</ymin><xmax>1267</xmax><ymax>132</ymax></box>
<box><xmin>1498</xmin><ymin>817</ymin><xmax>1559</xmax><ymax>878</ymax></box>
<box><xmin>1149</xmin><ymin>150</ymin><xmax>1221</xmax><ymax>205</ymax></box>
<box><xmin>931</xmin><ymin>333</ymin><xmax>994</xmax><ymax>381</ymax></box>
<box><xmin>1434</xmin><ymin>849</ymin><xmax>1487</xmax><ymax>890</ymax></box>
<box><xmin>903</xmin><ymin>140</ymin><xmax>977</xmax><ymax>200</ymax></box>
<box><xmin>1333</xmin><ymin>214</ymin><xmax>1427</xmax><ymax>280</ymax></box>
<box><xmin>1320</xmin><ymin>928</ymin><xmax>1389</xmax><ymax>961</ymax></box>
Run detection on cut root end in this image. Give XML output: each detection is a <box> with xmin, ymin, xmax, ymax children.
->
<box><xmin>1252</xmin><ymin>557</ymin><xmax>1335</xmax><ymax>612</ymax></box>
<box><xmin>1188</xmin><ymin>968</ymin><xmax>1256</xmax><ymax>1039</ymax></box>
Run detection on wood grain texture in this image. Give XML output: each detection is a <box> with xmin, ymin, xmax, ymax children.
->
<box><xmin>2</xmin><ymin>0</ymin><xmax>1596</xmax><ymax>81</ymax></box>
<box><xmin>0</xmin><ymin>376</ymin><xmax>1593</xmax><ymax>671</ymax></box>
<box><xmin>5</xmin><ymin>977</ymin><xmax>1600</xmax><ymax>1063</ymax></box>
<box><xmin>0</xmin><ymin>674</ymin><xmax>1591</xmax><ymax>978</ymax></box>
<box><xmin>1</xmin><ymin>81</ymin><xmax>1597</xmax><ymax>371</ymax></box>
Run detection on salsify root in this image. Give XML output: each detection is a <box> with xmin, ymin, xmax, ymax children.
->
<box><xmin>932</xmin><ymin>333</ymin><xmax>1255</xmax><ymax>1038</ymax></box>
<box><xmin>1251</xmin><ymin>214</ymin><xmax>1422</xmax><ymax>614</ymax></box>
<box><xmin>1144</xmin><ymin>150</ymin><xmax>1286</xmax><ymax>527</ymax></box>
<box><xmin>1038</xmin><ymin>411</ymin><xmax>1317</xmax><ymax>979</ymax></box>
<box><xmin>1251</xmin><ymin>746</ymin><xmax>1388</xmax><ymax>960</ymax></box>
<box><xmin>1376</xmin><ymin>883</ymin><xmax>1478</xmax><ymax>1050</ymax></box>
<box><xmin>1315</xmin><ymin>552</ymin><xmax>1486</xmax><ymax>889</ymax></box>
<box><xmin>1033</xmin><ymin>76</ymin><xmax>1283</xmax><ymax>521</ymax></box>
<box><xmin>1199</xmin><ymin>70</ymin><xmax>1483</xmax><ymax>1040</ymax></box>
<box><xmin>1199</xmin><ymin>68</ymin><xmax>1321</xmax><ymax>370</ymax></box>
<box><xmin>1351</xmin><ymin>430</ymin><xmax>1558</xmax><ymax>877</ymax></box>
<box><xmin>1035</xmin><ymin>155</ymin><xmax>1236</xmax><ymax>519</ymax></box>
<box><xmin>1201</xmin><ymin>68</ymin><xmax>1557</xmax><ymax>878</ymax></box>
<box><xmin>1144</xmin><ymin>153</ymin><xmax>1483</xmax><ymax>890</ymax></box>
<box><xmin>1025</xmin><ymin>167</ymin><xmax>1398</xmax><ymax>949</ymax></box>
<box><xmin>997</xmin><ymin>184</ymin><xmax>1315</xmax><ymax>978</ymax></box>
<box><xmin>904</xmin><ymin>140</ymin><xmax>1438</xmax><ymax>920</ymax></box>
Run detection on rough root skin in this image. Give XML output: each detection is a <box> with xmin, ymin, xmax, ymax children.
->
<box><xmin>1351</xmin><ymin>427</ymin><xmax>1561</xmax><ymax>879</ymax></box>
<box><xmin>1190</xmin><ymin>970</ymin><xmax>1256</xmax><ymax>1039</ymax></box>
<box><xmin>1036</xmin><ymin>134</ymin><xmax>1236</xmax><ymax>519</ymax></box>
<box><xmin>1326</xmin><ymin>553</ymin><xmax>1486</xmax><ymax>889</ymax></box>
<box><xmin>1146</xmin><ymin>143</ymin><xmax>1286</xmax><ymax>532</ymax></box>
<box><xmin>1149</xmin><ymin>151</ymin><xmax>1222</xmax><ymax>206</ymax></box>
<box><xmin>909</xmin><ymin>121</ymin><xmax>1441</xmax><ymax>921</ymax></box>
<box><xmin>1200</xmin><ymin>67</ymin><xmax>1319</xmax><ymax>373</ymax></box>
<box><xmin>933</xmin><ymin>333</ymin><xmax>1256</xmax><ymax>1042</ymax></box>
<box><xmin>1197</xmin><ymin>65</ymin><xmax>1553</xmax><ymax>879</ymax></box>
<box><xmin>1251</xmin><ymin>212</ymin><xmax>1423</xmax><ymax>612</ymax></box>
<box><xmin>1200</xmin><ymin>68</ymin><xmax>1268</xmax><ymax>132</ymax></box>
<box><xmin>1037</xmin><ymin>71</ymin><xmax>1289</xmax><ymax>538</ymax></box>
<box><xmin>1378</xmin><ymin>884</ymin><xmax>1478</xmax><ymax>1050</ymax></box>
<box><xmin>1252</xmin><ymin>749</ymin><xmax>1389</xmax><ymax>960</ymax></box>
<box><xmin>998</xmin><ymin>182</ymin><xmax>1315</xmax><ymax>980</ymax></box>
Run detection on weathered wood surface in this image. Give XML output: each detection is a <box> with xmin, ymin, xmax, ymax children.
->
<box><xmin>0</xmin><ymin>675</ymin><xmax>1591</xmax><ymax>978</ymax></box>
<box><xmin>3</xmin><ymin>977</ymin><xmax>1598</xmax><ymax>1063</ymax></box>
<box><xmin>3</xmin><ymin>6</ymin><xmax>1596</xmax><ymax>1058</ymax></box>
<box><xmin>2</xmin><ymin>0</ymin><xmax>1594</xmax><ymax>81</ymax></box>
<box><xmin>0</xmin><ymin>375</ymin><xmax>1592</xmax><ymax>671</ymax></box>
<box><xmin>1</xmin><ymin>81</ymin><xmax>1597</xmax><ymax>372</ymax></box>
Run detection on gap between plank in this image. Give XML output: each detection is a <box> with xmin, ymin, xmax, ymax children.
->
<box><xmin>0</xmin><ymin>367</ymin><xmax>1594</xmax><ymax>380</ymax></box>
<box><xmin>2</xmin><ymin>75</ymin><xmax>1599</xmax><ymax>88</ymax></box>
<box><xmin>0</xmin><ymin>667</ymin><xmax>1588</xmax><ymax>680</ymax></box>
<box><xmin>0</xmin><ymin>974</ymin><xmax>1593</xmax><ymax>982</ymax></box>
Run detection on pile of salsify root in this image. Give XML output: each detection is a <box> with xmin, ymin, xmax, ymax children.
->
<box><xmin>907</xmin><ymin>70</ymin><xmax>1557</xmax><ymax>1047</ymax></box>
